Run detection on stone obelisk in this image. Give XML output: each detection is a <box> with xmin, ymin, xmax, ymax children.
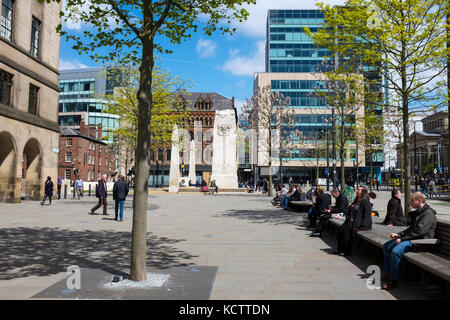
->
<box><xmin>168</xmin><ymin>125</ymin><xmax>180</xmax><ymax>193</ymax></box>
<box><xmin>188</xmin><ymin>139</ymin><xmax>196</xmax><ymax>184</ymax></box>
<box><xmin>211</xmin><ymin>109</ymin><xmax>238</xmax><ymax>189</ymax></box>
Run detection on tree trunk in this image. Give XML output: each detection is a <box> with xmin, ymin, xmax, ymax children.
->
<box><xmin>368</xmin><ymin>147</ymin><xmax>372</xmax><ymax>192</ymax></box>
<box><xmin>340</xmin><ymin>123</ymin><xmax>345</xmax><ymax>191</ymax></box>
<box><xmin>447</xmin><ymin>7</ymin><xmax>450</xmax><ymax>177</ymax></box>
<box><xmin>130</xmin><ymin>35</ymin><xmax>154</xmax><ymax>282</ymax></box>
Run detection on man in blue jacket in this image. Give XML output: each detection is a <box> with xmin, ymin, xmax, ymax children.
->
<box><xmin>90</xmin><ymin>174</ymin><xmax>108</xmax><ymax>215</ymax></box>
<box><xmin>113</xmin><ymin>174</ymin><xmax>129</xmax><ymax>222</ymax></box>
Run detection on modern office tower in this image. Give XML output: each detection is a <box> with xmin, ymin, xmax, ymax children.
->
<box><xmin>254</xmin><ymin>9</ymin><xmax>384</xmax><ymax>185</ymax></box>
<box><xmin>0</xmin><ymin>0</ymin><xmax>62</xmax><ymax>201</ymax></box>
<box><xmin>58</xmin><ymin>66</ymin><xmax>127</xmax><ymax>143</ymax></box>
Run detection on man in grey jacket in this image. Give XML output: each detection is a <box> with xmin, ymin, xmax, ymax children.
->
<box><xmin>381</xmin><ymin>192</ymin><xmax>437</xmax><ymax>289</ymax></box>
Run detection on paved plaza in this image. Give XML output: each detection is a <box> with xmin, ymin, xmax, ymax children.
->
<box><xmin>0</xmin><ymin>190</ymin><xmax>447</xmax><ymax>300</ymax></box>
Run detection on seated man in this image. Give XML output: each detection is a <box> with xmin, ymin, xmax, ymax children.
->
<box><xmin>309</xmin><ymin>186</ymin><xmax>330</xmax><ymax>229</ymax></box>
<box><xmin>382</xmin><ymin>192</ymin><xmax>437</xmax><ymax>289</ymax></box>
<box><xmin>311</xmin><ymin>188</ymin><xmax>348</xmax><ymax>237</ymax></box>
<box><xmin>283</xmin><ymin>185</ymin><xmax>299</xmax><ymax>210</ymax></box>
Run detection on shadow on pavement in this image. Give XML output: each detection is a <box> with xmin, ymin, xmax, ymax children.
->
<box><xmin>0</xmin><ymin>227</ymin><xmax>197</xmax><ymax>281</ymax></box>
<box><xmin>217</xmin><ymin>208</ymin><xmax>305</xmax><ymax>226</ymax></box>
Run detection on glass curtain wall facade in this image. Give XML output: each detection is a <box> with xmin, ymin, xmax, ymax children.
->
<box><xmin>260</xmin><ymin>9</ymin><xmax>384</xmax><ymax>184</ymax></box>
<box><xmin>58</xmin><ymin>67</ymin><xmax>121</xmax><ymax>143</ymax></box>
<box><xmin>266</xmin><ymin>10</ymin><xmax>337</xmax><ymax>168</ymax></box>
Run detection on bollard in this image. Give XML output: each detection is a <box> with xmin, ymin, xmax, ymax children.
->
<box><xmin>89</xmin><ymin>185</ymin><xmax>91</xmax><ymax>197</ymax></box>
<box><xmin>64</xmin><ymin>185</ymin><xmax>67</xmax><ymax>199</ymax></box>
<box><xmin>73</xmin><ymin>184</ymin><xmax>76</xmax><ymax>198</ymax></box>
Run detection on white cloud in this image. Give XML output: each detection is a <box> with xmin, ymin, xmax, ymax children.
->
<box><xmin>59</xmin><ymin>59</ymin><xmax>89</xmax><ymax>70</ymax></box>
<box><xmin>219</xmin><ymin>40</ymin><xmax>265</xmax><ymax>76</ymax></box>
<box><xmin>233</xmin><ymin>0</ymin><xmax>347</xmax><ymax>38</ymax></box>
<box><xmin>62</xmin><ymin>0</ymin><xmax>120</xmax><ymax>30</ymax></box>
<box><xmin>196</xmin><ymin>39</ymin><xmax>217</xmax><ymax>58</ymax></box>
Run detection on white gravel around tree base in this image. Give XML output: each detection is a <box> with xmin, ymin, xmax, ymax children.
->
<box><xmin>102</xmin><ymin>273</ymin><xmax>170</xmax><ymax>290</ymax></box>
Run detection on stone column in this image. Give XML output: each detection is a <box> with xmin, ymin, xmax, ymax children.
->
<box><xmin>168</xmin><ymin>125</ymin><xmax>180</xmax><ymax>193</ymax></box>
<box><xmin>211</xmin><ymin>109</ymin><xmax>238</xmax><ymax>189</ymax></box>
<box><xmin>188</xmin><ymin>139</ymin><xmax>196</xmax><ymax>184</ymax></box>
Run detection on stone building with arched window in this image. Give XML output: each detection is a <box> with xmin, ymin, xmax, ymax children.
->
<box><xmin>149</xmin><ymin>92</ymin><xmax>236</xmax><ymax>187</ymax></box>
<box><xmin>0</xmin><ymin>0</ymin><xmax>62</xmax><ymax>202</ymax></box>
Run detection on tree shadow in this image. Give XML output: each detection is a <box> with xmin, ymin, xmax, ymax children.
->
<box><xmin>0</xmin><ymin>227</ymin><xmax>197</xmax><ymax>281</ymax></box>
<box><xmin>216</xmin><ymin>208</ymin><xmax>306</xmax><ymax>226</ymax></box>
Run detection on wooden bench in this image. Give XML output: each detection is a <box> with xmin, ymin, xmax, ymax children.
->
<box><xmin>287</xmin><ymin>200</ymin><xmax>313</xmax><ymax>213</ymax></box>
<box><xmin>326</xmin><ymin>216</ymin><xmax>450</xmax><ymax>296</ymax></box>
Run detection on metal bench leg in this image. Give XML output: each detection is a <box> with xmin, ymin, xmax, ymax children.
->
<box><xmin>421</xmin><ymin>271</ymin><xmax>431</xmax><ymax>292</ymax></box>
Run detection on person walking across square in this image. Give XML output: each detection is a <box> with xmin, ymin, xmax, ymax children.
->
<box><xmin>75</xmin><ymin>177</ymin><xmax>83</xmax><ymax>200</ymax></box>
<box><xmin>41</xmin><ymin>176</ymin><xmax>54</xmax><ymax>205</ymax></box>
<box><xmin>113</xmin><ymin>174</ymin><xmax>129</xmax><ymax>221</ymax></box>
<box><xmin>91</xmin><ymin>174</ymin><xmax>108</xmax><ymax>215</ymax></box>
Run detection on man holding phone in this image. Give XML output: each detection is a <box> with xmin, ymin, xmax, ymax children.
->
<box><xmin>381</xmin><ymin>192</ymin><xmax>437</xmax><ymax>289</ymax></box>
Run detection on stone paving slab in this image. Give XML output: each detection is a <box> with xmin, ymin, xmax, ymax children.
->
<box><xmin>0</xmin><ymin>193</ymin><xmax>446</xmax><ymax>299</ymax></box>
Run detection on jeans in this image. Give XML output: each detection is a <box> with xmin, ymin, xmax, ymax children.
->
<box><xmin>383</xmin><ymin>239</ymin><xmax>412</xmax><ymax>281</ymax></box>
<box><xmin>422</xmin><ymin>188</ymin><xmax>428</xmax><ymax>197</ymax></box>
<box><xmin>283</xmin><ymin>196</ymin><xmax>291</xmax><ymax>209</ymax></box>
<box><xmin>115</xmin><ymin>199</ymin><xmax>125</xmax><ymax>220</ymax></box>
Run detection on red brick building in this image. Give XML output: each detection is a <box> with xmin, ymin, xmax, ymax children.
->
<box><xmin>58</xmin><ymin>121</ymin><xmax>116</xmax><ymax>182</ymax></box>
<box><xmin>149</xmin><ymin>92</ymin><xmax>236</xmax><ymax>186</ymax></box>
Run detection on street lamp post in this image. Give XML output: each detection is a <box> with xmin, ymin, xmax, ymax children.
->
<box><xmin>332</xmin><ymin>106</ymin><xmax>337</xmax><ymax>189</ymax></box>
<box><xmin>326</xmin><ymin>128</ymin><xmax>330</xmax><ymax>191</ymax></box>
<box><xmin>414</xmin><ymin>121</ymin><xmax>418</xmax><ymax>191</ymax></box>
<box><xmin>356</xmin><ymin>136</ymin><xmax>359</xmax><ymax>187</ymax></box>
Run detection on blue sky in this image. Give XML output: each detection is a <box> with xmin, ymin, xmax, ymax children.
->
<box><xmin>59</xmin><ymin>0</ymin><xmax>346</xmax><ymax>112</ymax></box>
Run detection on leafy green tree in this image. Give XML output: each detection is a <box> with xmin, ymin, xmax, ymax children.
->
<box><xmin>312</xmin><ymin>0</ymin><xmax>447</xmax><ymax>212</ymax></box>
<box><xmin>103</xmin><ymin>66</ymin><xmax>189</xmax><ymax>185</ymax></box>
<box><xmin>50</xmin><ymin>0</ymin><xmax>256</xmax><ymax>281</ymax></box>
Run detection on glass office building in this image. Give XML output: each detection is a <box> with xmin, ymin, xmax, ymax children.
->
<box><xmin>58</xmin><ymin>67</ymin><xmax>125</xmax><ymax>143</ymax></box>
<box><xmin>254</xmin><ymin>9</ymin><xmax>385</xmax><ymax>183</ymax></box>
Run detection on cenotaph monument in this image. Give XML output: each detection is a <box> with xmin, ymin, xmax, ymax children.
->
<box><xmin>210</xmin><ymin>109</ymin><xmax>238</xmax><ymax>189</ymax></box>
<box><xmin>188</xmin><ymin>139</ymin><xmax>196</xmax><ymax>184</ymax></box>
<box><xmin>168</xmin><ymin>125</ymin><xmax>180</xmax><ymax>193</ymax></box>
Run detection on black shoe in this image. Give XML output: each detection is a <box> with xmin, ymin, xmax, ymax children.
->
<box><xmin>331</xmin><ymin>250</ymin><xmax>342</xmax><ymax>255</ymax></box>
<box><xmin>342</xmin><ymin>253</ymin><xmax>352</xmax><ymax>257</ymax></box>
<box><xmin>40</xmin><ymin>202</ymin><xmax>44</xmax><ymax>205</ymax></box>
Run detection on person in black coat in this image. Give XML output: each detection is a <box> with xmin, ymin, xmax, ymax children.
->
<box><xmin>91</xmin><ymin>174</ymin><xmax>108</xmax><ymax>215</ymax></box>
<box><xmin>312</xmin><ymin>188</ymin><xmax>349</xmax><ymax>237</ymax></box>
<box><xmin>113</xmin><ymin>174</ymin><xmax>129</xmax><ymax>221</ymax></box>
<box><xmin>41</xmin><ymin>176</ymin><xmax>54</xmax><ymax>205</ymax></box>
<box><xmin>383</xmin><ymin>189</ymin><xmax>406</xmax><ymax>226</ymax></box>
<box><xmin>309</xmin><ymin>186</ymin><xmax>331</xmax><ymax>229</ymax></box>
<box><xmin>333</xmin><ymin>186</ymin><xmax>369</xmax><ymax>256</ymax></box>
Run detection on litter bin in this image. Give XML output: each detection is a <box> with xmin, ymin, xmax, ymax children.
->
<box><xmin>344</xmin><ymin>186</ymin><xmax>353</xmax><ymax>202</ymax></box>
